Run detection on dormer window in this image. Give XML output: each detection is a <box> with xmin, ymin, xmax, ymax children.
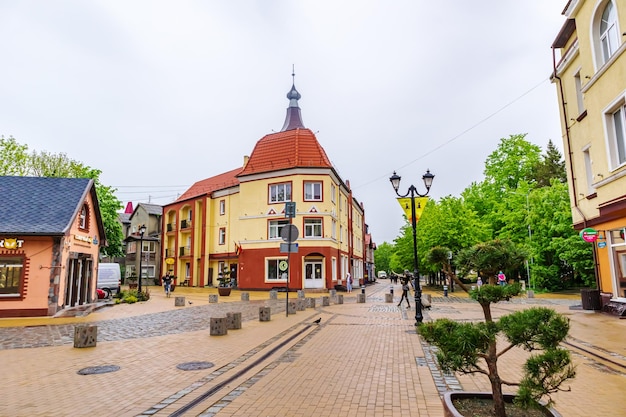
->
<box><xmin>79</xmin><ymin>204</ymin><xmax>88</xmax><ymax>230</ymax></box>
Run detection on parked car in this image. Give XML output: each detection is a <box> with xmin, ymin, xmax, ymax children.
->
<box><xmin>97</xmin><ymin>263</ymin><xmax>121</xmax><ymax>297</ymax></box>
<box><xmin>377</xmin><ymin>271</ymin><xmax>388</xmax><ymax>279</ymax></box>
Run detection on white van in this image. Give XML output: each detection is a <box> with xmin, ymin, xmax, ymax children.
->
<box><xmin>97</xmin><ymin>263</ymin><xmax>121</xmax><ymax>297</ymax></box>
<box><xmin>377</xmin><ymin>271</ymin><xmax>388</xmax><ymax>279</ymax></box>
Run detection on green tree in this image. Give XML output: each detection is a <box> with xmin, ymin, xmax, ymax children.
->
<box><xmin>455</xmin><ymin>239</ymin><xmax>527</xmax><ymax>285</ymax></box>
<box><xmin>533</xmin><ymin>140</ymin><xmax>566</xmax><ymax>187</ymax></box>
<box><xmin>373</xmin><ymin>242</ymin><xmax>394</xmax><ymax>275</ymax></box>
<box><xmin>483</xmin><ymin>134</ymin><xmax>542</xmax><ymax>191</ymax></box>
<box><xmin>0</xmin><ymin>136</ymin><xmax>30</xmax><ymax>175</ymax></box>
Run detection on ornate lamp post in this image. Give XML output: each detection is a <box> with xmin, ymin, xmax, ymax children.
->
<box><xmin>389</xmin><ymin>170</ymin><xmax>434</xmax><ymax>325</ymax></box>
<box><xmin>137</xmin><ymin>224</ymin><xmax>147</xmax><ymax>294</ymax></box>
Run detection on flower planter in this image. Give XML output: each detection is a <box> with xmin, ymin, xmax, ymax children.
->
<box><xmin>442</xmin><ymin>392</ymin><xmax>562</xmax><ymax>417</ymax></box>
<box><xmin>218</xmin><ymin>287</ymin><xmax>232</xmax><ymax>296</ymax></box>
<box><xmin>128</xmin><ymin>283</ymin><xmax>138</xmax><ymax>290</ymax></box>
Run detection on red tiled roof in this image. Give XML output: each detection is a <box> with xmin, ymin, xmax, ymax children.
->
<box><xmin>238</xmin><ymin>128</ymin><xmax>332</xmax><ymax>177</ymax></box>
<box><xmin>177</xmin><ymin>167</ymin><xmax>242</xmax><ymax>201</ymax></box>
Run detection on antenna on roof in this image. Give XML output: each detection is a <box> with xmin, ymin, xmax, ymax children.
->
<box><xmin>292</xmin><ymin>64</ymin><xmax>295</xmax><ymax>83</ymax></box>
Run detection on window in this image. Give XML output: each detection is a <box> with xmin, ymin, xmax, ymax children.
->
<box><xmin>78</xmin><ymin>205</ymin><xmax>88</xmax><ymax>229</ymax></box>
<box><xmin>331</xmin><ymin>219</ymin><xmax>337</xmax><ymax>239</ymax></box>
<box><xmin>127</xmin><ymin>241</ymin><xmax>137</xmax><ymax>254</ymax></box>
<box><xmin>304</xmin><ymin>218</ymin><xmax>323</xmax><ymax>238</ymax></box>
<box><xmin>583</xmin><ymin>147</ymin><xmax>595</xmax><ymax>195</ymax></box>
<box><xmin>331</xmin><ymin>184</ymin><xmax>336</xmax><ymax>203</ymax></box>
<box><xmin>574</xmin><ymin>71</ymin><xmax>585</xmax><ymax>116</ymax></box>
<box><xmin>604</xmin><ymin>97</ymin><xmax>626</xmax><ymax>169</ymax></box>
<box><xmin>339</xmin><ymin>225</ymin><xmax>343</xmax><ymax>243</ymax></box>
<box><xmin>304</xmin><ymin>182</ymin><xmax>322</xmax><ymax>201</ymax></box>
<box><xmin>219</xmin><ymin>200</ymin><xmax>225</xmax><ymax>215</ymax></box>
<box><xmin>269</xmin><ymin>182</ymin><xmax>291</xmax><ymax>203</ymax></box>
<box><xmin>600</xmin><ymin>1</ymin><xmax>619</xmax><ymax>64</ymax></box>
<box><xmin>219</xmin><ymin>228</ymin><xmax>226</xmax><ymax>245</ymax></box>
<box><xmin>0</xmin><ymin>256</ymin><xmax>24</xmax><ymax>297</ymax></box>
<box><xmin>269</xmin><ymin>219</ymin><xmax>289</xmax><ymax>239</ymax></box>
<box><xmin>142</xmin><ymin>241</ymin><xmax>156</xmax><ymax>253</ymax></box>
<box><xmin>266</xmin><ymin>258</ymin><xmax>288</xmax><ymax>281</ymax></box>
<box><xmin>141</xmin><ymin>265</ymin><xmax>156</xmax><ymax>278</ymax></box>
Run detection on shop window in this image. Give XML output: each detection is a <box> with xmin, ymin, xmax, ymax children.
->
<box><xmin>0</xmin><ymin>256</ymin><xmax>24</xmax><ymax>297</ymax></box>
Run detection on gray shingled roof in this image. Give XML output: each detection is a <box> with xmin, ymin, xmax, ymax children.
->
<box><xmin>0</xmin><ymin>176</ymin><xmax>93</xmax><ymax>235</ymax></box>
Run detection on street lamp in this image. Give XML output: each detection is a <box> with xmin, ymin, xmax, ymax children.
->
<box><xmin>138</xmin><ymin>224</ymin><xmax>147</xmax><ymax>294</ymax></box>
<box><xmin>390</xmin><ymin>169</ymin><xmax>434</xmax><ymax>325</ymax></box>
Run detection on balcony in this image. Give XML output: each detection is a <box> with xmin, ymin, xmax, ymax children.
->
<box><xmin>181</xmin><ymin>219</ymin><xmax>192</xmax><ymax>229</ymax></box>
<box><xmin>179</xmin><ymin>246</ymin><xmax>191</xmax><ymax>257</ymax></box>
<box><xmin>167</xmin><ymin>223</ymin><xmax>174</xmax><ymax>232</ymax></box>
<box><xmin>165</xmin><ymin>248</ymin><xmax>175</xmax><ymax>257</ymax></box>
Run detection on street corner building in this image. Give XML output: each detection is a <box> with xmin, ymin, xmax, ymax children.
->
<box><xmin>161</xmin><ymin>80</ymin><xmax>376</xmax><ymax>291</ymax></box>
<box><xmin>551</xmin><ymin>0</ymin><xmax>626</xmax><ymax>311</ymax></box>
<box><xmin>0</xmin><ymin>176</ymin><xmax>105</xmax><ymax>317</ymax></box>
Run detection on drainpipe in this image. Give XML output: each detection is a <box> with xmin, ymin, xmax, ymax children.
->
<box><xmin>552</xmin><ymin>47</ymin><xmax>601</xmax><ymax>291</ymax></box>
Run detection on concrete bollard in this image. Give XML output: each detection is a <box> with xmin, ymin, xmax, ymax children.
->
<box><xmin>329</xmin><ymin>289</ymin><xmax>337</xmax><ymax>298</ymax></box>
<box><xmin>297</xmin><ymin>290</ymin><xmax>305</xmax><ymax>299</ymax></box>
<box><xmin>241</xmin><ymin>292</ymin><xmax>250</xmax><ymax>301</ymax></box>
<box><xmin>337</xmin><ymin>294</ymin><xmax>344</xmax><ymax>304</ymax></box>
<box><xmin>175</xmin><ymin>296</ymin><xmax>186</xmax><ymax>306</ymax></box>
<box><xmin>210</xmin><ymin>317</ymin><xmax>228</xmax><ymax>336</ymax></box>
<box><xmin>209</xmin><ymin>294</ymin><xmax>218</xmax><ymax>303</ymax></box>
<box><xmin>296</xmin><ymin>299</ymin><xmax>306</xmax><ymax>311</ymax></box>
<box><xmin>269</xmin><ymin>290</ymin><xmax>278</xmax><ymax>300</ymax></box>
<box><xmin>259</xmin><ymin>306</ymin><xmax>271</xmax><ymax>321</ymax></box>
<box><xmin>287</xmin><ymin>301</ymin><xmax>297</xmax><ymax>315</ymax></box>
<box><xmin>226</xmin><ymin>312</ymin><xmax>242</xmax><ymax>329</ymax></box>
<box><xmin>307</xmin><ymin>297</ymin><xmax>316</xmax><ymax>308</ymax></box>
<box><xmin>385</xmin><ymin>293</ymin><xmax>393</xmax><ymax>303</ymax></box>
<box><xmin>322</xmin><ymin>296</ymin><xmax>330</xmax><ymax>306</ymax></box>
<box><xmin>73</xmin><ymin>325</ymin><xmax>97</xmax><ymax>348</ymax></box>
<box><xmin>527</xmin><ymin>290</ymin><xmax>534</xmax><ymax>298</ymax></box>
<box><xmin>357</xmin><ymin>293</ymin><xmax>366</xmax><ymax>303</ymax></box>
<box><xmin>422</xmin><ymin>294</ymin><xmax>432</xmax><ymax>309</ymax></box>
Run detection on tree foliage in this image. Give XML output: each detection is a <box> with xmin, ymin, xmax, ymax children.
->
<box><xmin>373</xmin><ymin>241</ymin><xmax>394</xmax><ymax>275</ymax></box>
<box><xmin>0</xmin><ymin>136</ymin><xmax>30</xmax><ymax>176</ymax></box>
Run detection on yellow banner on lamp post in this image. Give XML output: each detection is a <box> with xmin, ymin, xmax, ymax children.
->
<box><xmin>397</xmin><ymin>197</ymin><xmax>428</xmax><ymax>223</ymax></box>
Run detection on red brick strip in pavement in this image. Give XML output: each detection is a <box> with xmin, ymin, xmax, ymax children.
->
<box><xmin>2</xmin><ymin>284</ymin><xmax>626</xmax><ymax>416</ymax></box>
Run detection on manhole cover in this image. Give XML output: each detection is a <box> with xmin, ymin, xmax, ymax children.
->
<box><xmin>177</xmin><ymin>361</ymin><xmax>215</xmax><ymax>371</ymax></box>
<box><xmin>77</xmin><ymin>365</ymin><xmax>120</xmax><ymax>375</ymax></box>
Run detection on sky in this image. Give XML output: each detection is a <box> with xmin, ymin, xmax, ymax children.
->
<box><xmin>1</xmin><ymin>1</ymin><xmax>569</xmax><ymax>244</ymax></box>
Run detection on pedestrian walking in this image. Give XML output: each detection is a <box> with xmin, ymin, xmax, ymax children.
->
<box><xmin>477</xmin><ymin>276</ymin><xmax>483</xmax><ymax>288</ymax></box>
<box><xmin>397</xmin><ymin>278</ymin><xmax>411</xmax><ymax>308</ymax></box>
<box><xmin>497</xmin><ymin>271</ymin><xmax>507</xmax><ymax>286</ymax></box>
<box><xmin>346</xmin><ymin>272</ymin><xmax>353</xmax><ymax>293</ymax></box>
<box><xmin>162</xmin><ymin>272</ymin><xmax>173</xmax><ymax>297</ymax></box>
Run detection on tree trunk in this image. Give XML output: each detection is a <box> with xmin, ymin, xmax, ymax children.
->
<box><xmin>486</xmin><ymin>341</ymin><xmax>507</xmax><ymax>417</ymax></box>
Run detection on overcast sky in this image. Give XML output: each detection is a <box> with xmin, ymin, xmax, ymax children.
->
<box><xmin>1</xmin><ymin>1</ymin><xmax>568</xmax><ymax>244</ymax></box>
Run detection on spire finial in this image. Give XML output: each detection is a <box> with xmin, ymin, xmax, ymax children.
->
<box><xmin>281</xmin><ymin>67</ymin><xmax>305</xmax><ymax>131</ymax></box>
<box><xmin>292</xmin><ymin>64</ymin><xmax>295</xmax><ymax>84</ymax></box>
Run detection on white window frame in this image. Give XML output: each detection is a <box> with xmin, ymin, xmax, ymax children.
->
<box><xmin>331</xmin><ymin>184</ymin><xmax>336</xmax><ymax>203</ymax></box>
<box><xmin>582</xmin><ymin>145</ymin><xmax>595</xmax><ymax>195</ymax></box>
<box><xmin>269</xmin><ymin>219</ymin><xmax>289</xmax><ymax>239</ymax></box>
<box><xmin>304</xmin><ymin>181</ymin><xmax>323</xmax><ymax>201</ymax></box>
<box><xmin>219</xmin><ymin>227</ymin><xmax>226</xmax><ymax>245</ymax></box>
<box><xmin>269</xmin><ymin>182</ymin><xmax>292</xmax><ymax>203</ymax></box>
<box><xmin>219</xmin><ymin>200</ymin><xmax>225</xmax><ymax>215</ymax></box>
<box><xmin>304</xmin><ymin>218</ymin><xmax>323</xmax><ymax>238</ymax></box>
<box><xmin>592</xmin><ymin>0</ymin><xmax>621</xmax><ymax>69</ymax></box>
<box><xmin>266</xmin><ymin>258</ymin><xmax>288</xmax><ymax>281</ymax></box>
<box><xmin>603</xmin><ymin>94</ymin><xmax>626</xmax><ymax>170</ymax></box>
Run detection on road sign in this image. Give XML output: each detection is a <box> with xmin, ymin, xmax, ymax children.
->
<box><xmin>280</xmin><ymin>224</ymin><xmax>299</xmax><ymax>242</ymax></box>
<box><xmin>280</xmin><ymin>243</ymin><xmax>299</xmax><ymax>253</ymax></box>
<box><xmin>285</xmin><ymin>201</ymin><xmax>296</xmax><ymax>218</ymax></box>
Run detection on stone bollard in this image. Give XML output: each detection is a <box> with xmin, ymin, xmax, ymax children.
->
<box><xmin>259</xmin><ymin>306</ymin><xmax>271</xmax><ymax>321</ymax></box>
<box><xmin>422</xmin><ymin>294</ymin><xmax>432</xmax><ymax>309</ymax></box>
<box><xmin>337</xmin><ymin>294</ymin><xmax>344</xmax><ymax>304</ymax></box>
<box><xmin>296</xmin><ymin>299</ymin><xmax>306</xmax><ymax>311</ymax></box>
<box><xmin>241</xmin><ymin>292</ymin><xmax>250</xmax><ymax>301</ymax></box>
<box><xmin>527</xmin><ymin>290</ymin><xmax>534</xmax><ymax>298</ymax></box>
<box><xmin>210</xmin><ymin>317</ymin><xmax>228</xmax><ymax>336</ymax></box>
<box><xmin>226</xmin><ymin>312</ymin><xmax>242</xmax><ymax>330</ymax></box>
<box><xmin>297</xmin><ymin>290</ymin><xmax>305</xmax><ymax>299</ymax></box>
<box><xmin>385</xmin><ymin>293</ymin><xmax>393</xmax><ymax>303</ymax></box>
<box><xmin>329</xmin><ymin>289</ymin><xmax>337</xmax><ymax>298</ymax></box>
<box><xmin>73</xmin><ymin>325</ymin><xmax>97</xmax><ymax>348</ymax></box>
<box><xmin>175</xmin><ymin>296</ymin><xmax>186</xmax><ymax>306</ymax></box>
<box><xmin>288</xmin><ymin>301</ymin><xmax>297</xmax><ymax>315</ymax></box>
<box><xmin>307</xmin><ymin>297</ymin><xmax>316</xmax><ymax>308</ymax></box>
<box><xmin>322</xmin><ymin>296</ymin><xmax>330</xmax><ymax>306</ymax></box>
<box><xmin>357</xmin><ymin>293</ymin><xmax>366</xmax><ymax>303</ymax></box>
<box><xmin>209</xmin><ymin>294</ymin><xmax>218</xmax><ymax>303</ymax></box>
<box><xmin>269</xmin><ymin>290</ymin><xmax>278</xmax><ymax>300</ymax></box>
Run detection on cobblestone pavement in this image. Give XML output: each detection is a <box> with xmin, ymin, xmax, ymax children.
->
<box><xmin>2</xmin><ymin>284</ymin><xmax>626</xmax><ymax>417</ymax></box>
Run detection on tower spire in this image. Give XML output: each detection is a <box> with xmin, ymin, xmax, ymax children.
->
<box><xmin>280</xmin><ymin>66</ymin><xmax>305</xmax><ymax>131</ymax></box>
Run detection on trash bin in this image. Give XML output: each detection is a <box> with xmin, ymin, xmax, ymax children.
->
<box><xmin>581</xmin><ymin>289</ymin><xmax>601</xmax><ymax>310</ymax></box>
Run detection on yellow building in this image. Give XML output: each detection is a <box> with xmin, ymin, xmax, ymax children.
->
<box><xmin>161</xmin><ymin>82</ymin><xmax>368</xmax><ymax>291</ymax></box>
<box><xmin>551</xmin><ymin>0</ymin><xmax>626</xmax><ymax>307</ymax></box>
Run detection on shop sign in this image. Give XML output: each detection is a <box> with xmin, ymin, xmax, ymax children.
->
<box><xmin>579</xmin><ymin>228</ymin><xmax>598</xmax><ymax>243</ymax></box>
<box><xmin>74</xmin><ymin>234</ymin><xmax>92</xmax><ymax>243</ymax></box>
<box><xmin>0</xmin><ymin>238</ymin><xmax>25</xmax><ymax>249</ymax></box>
